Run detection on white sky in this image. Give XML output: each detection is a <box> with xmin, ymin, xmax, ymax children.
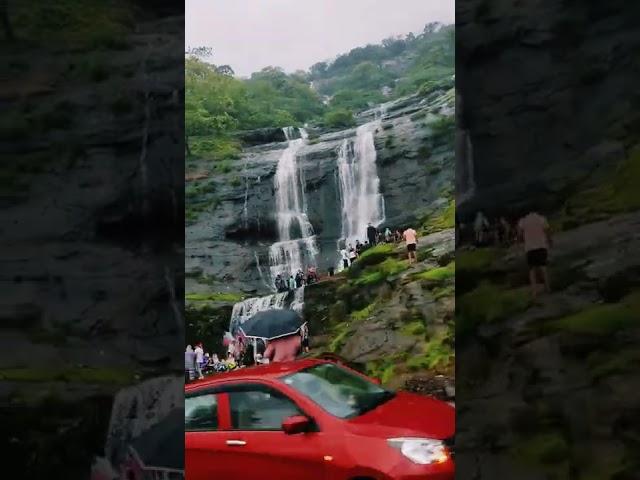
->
<box><xmin>186</xmin><ymin>0</ymin><xmax>454</xmax><ymax>77</ymax></box>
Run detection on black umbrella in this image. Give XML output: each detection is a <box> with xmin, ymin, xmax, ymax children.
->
<box><xmin>239</xmin><ymin>309</ymin><xmax>305</xmax><ymax>340</ymax></box>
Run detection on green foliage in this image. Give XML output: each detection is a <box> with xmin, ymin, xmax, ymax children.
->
<box><xmin>186</xmin><ymin>58</ymin><xmax>325</xmax><ymax>135</ymax></box>
<box><xmin>427</xmin><ymin>115</ymin><xmax>456</xmax><ymax>147</ymax></box>
<box><xmin>310</xmin><ymin>24</ymin><xmax>454</xmax><ymax>100</ymax></box>
<box><xmin>229</xmin><ymin>176</ymin><xmax>242</xmax><ymax>187</ymax></box>
<box><xmin>11</xmin><ymin>0</ymin><xmax>134</xmax><ymax>49</ymax></box>
<box><xmin>185</xmin><ymin>292</ymin><xmax>245</xmax><ymax>303</ymax></box>
<box><xmin>350</xmin><ymin>302</ymin><xmax>377</xmax><ymax>321</ymax></box>
<box><xmin>189</xmin><ymin>136</ymin><xmax>241</xmax><ymax>162</ymax></box>
<box><xmin>328</xmin><ymin>322</ymin><xmax>351</xmax><ymax>353</ymax></box>
<box><xmin>406</xmin><ymin>334</ymin><xmax>453</xmax><ymax>372</ymax></box>
<box><xmin>323</xmin><ymin>108</ymin><xmax>356</xmax><ymax>129</ymax></box>
<box><xmin>544</xmin><ymin>292</ymin><xmax>640</xmax><ymax>336</ymax></box>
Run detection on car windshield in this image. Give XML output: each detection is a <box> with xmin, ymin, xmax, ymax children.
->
<box><xmin>281</xmin><ymin>363</ymin><xmax>395</xmax><ymax>419</ymax></box>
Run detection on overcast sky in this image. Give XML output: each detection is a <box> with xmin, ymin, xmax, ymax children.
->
<box><xmin>186</xmin><ymin>0</ymin><xmax>454</xmax><ymax>77</ymax></box>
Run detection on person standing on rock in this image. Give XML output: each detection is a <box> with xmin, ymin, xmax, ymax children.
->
<box><xmin>403</xmin><ymin>226</ymin><xmax>418</xmax><ymax>264</ymax></box>
<box><xmin>185</xmin><ymin>345</ymin><xmax>196</xmax><ymax>383</ymax></box>
<box><xmin>194</xmin><ymin>342</ymin><xmax>205</xmax><ymax>379</ymax></box>
<box><xmin>474</xmin><ymin>211</ymin><xmax>489</xmax><ymax>245</ymax></box>
<box><xmin>340</xmin><ymin>246</ymin><xmax>349</xmax><ymax>269</ymax></box>
<box><xmin>348</xmin><ymin>244</ymin><xmax>358</xmax><ymax>264</ymax></box>
<box><xmin>518</xmin><ymin>209</ymin><xmax>552</xmax><ymax>299</ymax></box>
<box><xmin>288</xmin><ymin>274</ymin><xmax>296</xmax><ymax>291</ymax></box>
<box><xmin>367</xmin><ymin>223</ymin><xmax>378</xmax><ymax>246</ymax></box>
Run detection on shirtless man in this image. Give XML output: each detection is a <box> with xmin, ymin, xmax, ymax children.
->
<box><xmin>518</xmin><ymin>210</ymin><xmax>552</xmax><ymax>299</ymax></box>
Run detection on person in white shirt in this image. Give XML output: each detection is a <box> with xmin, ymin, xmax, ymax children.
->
<box><xmin>340</xmin><ymin>247</ymin><xmax>349</xmax><ymax>269</ymax></box>
<box><xmin>194</xmin><ymin>342</ymin><xmax>204</xmax><ymax>379</ymax></box>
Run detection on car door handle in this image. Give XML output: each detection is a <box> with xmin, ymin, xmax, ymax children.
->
<box><xmin>226</xmin><ymin>440</ymin><xmax>246</xmax><ymax>446</ymax></box>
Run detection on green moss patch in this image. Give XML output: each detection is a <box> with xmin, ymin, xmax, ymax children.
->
<box><xmin>544</xmin><ymin>292</ymin><xmax>640</xmax><ymax>336</ymax></box>
<box><xmin>554</xmin><ymin>145</ymin><xmax>640</xmax><ymax>230</ymax></box>
<box><xmin>457</xmin><ymin>282</ymin><xmax>531</xmax><ymax>338</ymax></box>
<box><xmin>401</xmin><ymin>320</ymin><xmax>427</xmax><ymax>336</ymax></box>
<box><xmin>185</xmin><ymin>292</ymin><xmax>245</xmax><ymax>303</ymax></box>
<box><xmin>414</xmin><ymin>261</ymin><xmax>455</xmax><ymax>283</ymax></box>
<box><xmin>350</xmin><ymin>302</ymin><xmax>377</xmax><ymax>321</ymax></box>
<box><xmin>456</xmin><ymin>248</ymin><xmax>502</xmax><ymax>274</ymax></box>
<box><xmin>353</xmin><ymin>258</ymin><xmax>409</xmax><ymax>287</ymax></box>
<box><xmin>406</xmin><ymin>334</ymin><xmax>453</xmax><ymax>372</ymax></box>
<box><xmin>421</xmin><ymin>198</ymin><xmax>455</xmax><ymax>234</ymax></box>
<box><xmin>328</xmin><ymin>322</ymin><xmax>351</xmax><ymax>353</ymax></box>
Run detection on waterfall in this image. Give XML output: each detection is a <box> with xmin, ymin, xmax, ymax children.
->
<box><xmin>337</xmin><ymin>121</ymin><xmax>386</xmax><ymax>249</ymax></box>
<box><xmin>227</xmin><ymin>127</ymin><xmax>317</xmax><ymax>337</ymax></box>
<box><xmin>228</xmin><ymin>291</ymin><xmax>290</xmax><ymax>335</ymax></box>
<box><xmin>268</xmin><ymin>127</ymin><xmax>318</xmax><ymax>281</ymax></box>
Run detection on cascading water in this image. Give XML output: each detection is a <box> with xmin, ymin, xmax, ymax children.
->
<box><xmin>336</xmin><ymin>120</ymin><xmax>386</xmax><ymax>249</ymax></box>
<box><xmin>228</xmin><ymin>127</ymin><xmax>317</xmax><ymax>336</ymax></box>
<box><xmin>268</xmin><ymin>127</ymin><xmax>318</xmax><ymax>281</ymax></box>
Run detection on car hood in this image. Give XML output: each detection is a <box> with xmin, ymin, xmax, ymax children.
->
<box><xmin>346</xmin><ymin>392</ymin><xmax>454</xmax><ymax>439</ymax></box>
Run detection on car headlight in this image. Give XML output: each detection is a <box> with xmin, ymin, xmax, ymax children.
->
<box><xmin>387</xmin><ymin>437</ymin><xmax>449</xmax><ymax>465</ymax></box>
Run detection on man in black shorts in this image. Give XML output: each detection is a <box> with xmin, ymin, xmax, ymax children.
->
<box><xmin>518</xmin><ymin>210</ymin><xmax>552</xmax><ymax>299</ymax></box>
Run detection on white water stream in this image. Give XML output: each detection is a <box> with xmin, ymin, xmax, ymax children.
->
<box><xmin>336</xmin><ymin>120</ymin><xmax>386</xmax><ymax>249</ymax></box>
<box><xmin>228</xmin><ymin>127</ymin><xmax>318</xmax><ymax>335</ymax></box>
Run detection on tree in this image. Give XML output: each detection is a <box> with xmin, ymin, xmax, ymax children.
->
<box><xmin>216</xmin><ymin>65</ymin><xmax>235</xmax><ymax>76</ymax></box>
<box><xmin>310</xmin><ymin>61</ymin><xmax>328</xmax><ymax>78</ymax></box>
<box><xmin>186</xmin><ymin>46</ymin><xmax>213</xmax><ymax>58</ymax></box>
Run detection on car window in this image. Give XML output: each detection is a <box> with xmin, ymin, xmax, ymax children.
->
<box><xmin>185</xmin><ymin>393</ymin><xmax>218</xmax><ymax>431</ymax></box>
<box><xmin>228</xmin><ymin>385</ymin><xmax>302</xmax><ymax>431</ymax></box>
<box><xmin>282</xmin><ymin>363</ymin><xmax>394</xmax><ymax>419</ymax></box>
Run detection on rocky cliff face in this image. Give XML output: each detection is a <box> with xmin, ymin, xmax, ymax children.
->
<box><xmin>185</xmin><ymin>88</ymin><xmax>455</xmax><ymax>297</ymax></box>
<box><xmin>1</xmin><ymin>14</ymin><xmax>184</xmax><ymax>479</ymax></box>
<box><xmin>456</xmin><ymin>0</ymin><xmax>640</xmax><ymax>217</ymax></box>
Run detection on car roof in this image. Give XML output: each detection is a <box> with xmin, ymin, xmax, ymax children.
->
<box><xmin>185</xmin><ymin>358</ymin><xmax>327</xmax><ymax>392</ymax></box>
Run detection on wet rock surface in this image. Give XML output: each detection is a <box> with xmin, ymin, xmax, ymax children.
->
<box><xmin>185</xmin><ymin>89</ymin><xmax>455</xmax><ymax>296</ymax></box>
<box><xmin>1</xmin><ymin>13</ymin><xmax>184</xmax><ymax>479</ymax></box>
<box><xmin>456</xmin><ymin>0</ymin><xmax>640</xmax><ymax>218</ymax></box>
<box><xmin>457</xmin><ymin>212</ymin><xmax>640</xmax><ymax>478</ymax></box>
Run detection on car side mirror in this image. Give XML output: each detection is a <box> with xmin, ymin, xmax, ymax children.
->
<box><xmin>282</xmin><ymin>415</ymin><xmax>311</xmax><ymax>435</ymax></box>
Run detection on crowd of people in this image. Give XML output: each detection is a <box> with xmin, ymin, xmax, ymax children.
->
<box><xmin>456</xmin><ymin>211</ymin><xmax>520</xmax><ymax>247</ymax></box>
<box><xmin>185</xmin><ymin>324</ymin><xmax>311</xmax><ymax>383</ymax></box>
<box><xmin>274</xmin><ymin>267</ymin><xmax>319</xmax><ymax>292</ymax></box>
<box><xmin>457</xmin><ymin>209</ymin><xmax>553</xmax><ymax>300</ymax></box>
<box><xmin>340</xmin><ymin>223</ymin><xmax>420</xmax><ymax>268</ymax></box>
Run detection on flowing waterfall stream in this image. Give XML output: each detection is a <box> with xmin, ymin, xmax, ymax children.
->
<box><xmin>337</xmin><ymin>120</ymin><xmax>386</xmax><ymax>250</ymax></box>
<box><xmin>228</xmin><ymin>127</ymin><xmax>317</xmax><ymax>335</ymax></box>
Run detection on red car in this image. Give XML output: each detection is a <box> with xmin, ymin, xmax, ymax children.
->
<box><xmin>185</xmin><ymin>358</ymin><xmax>454</xmax><ymax>480</ymax></box>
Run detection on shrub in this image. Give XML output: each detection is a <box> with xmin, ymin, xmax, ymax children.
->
<box><xmin>323</xmin><ymin>108</ymin><xmax>356</xmax><ymax>129</ymax></box>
